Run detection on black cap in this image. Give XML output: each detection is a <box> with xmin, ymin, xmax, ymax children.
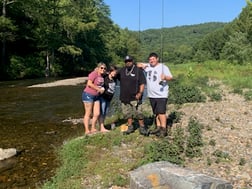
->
<box><xmin>124</xmin><ymin>55</ymin><xmax>133</xmax><ymax>62</ymax></box>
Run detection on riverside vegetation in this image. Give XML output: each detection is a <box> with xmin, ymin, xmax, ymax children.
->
<box><xmin>40</xmin><ymin>61</ymin><xmax>252</xmax><ymax>189</ymax></box>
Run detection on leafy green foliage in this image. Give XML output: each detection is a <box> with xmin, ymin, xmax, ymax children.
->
<box><xmin>185</xmin><ymin>117</ymin><xmax>204</xmax><ymax>158</ymax></box>
<box><xmin>244</xmin><ymin>90</ymin><xmax>252</xmax><ymax>101</ymax></box>
<box><xmin>2</xmin><ymin>1</ymin><xmax>252</xmax><ymax>80</ymax></box>
<box><xmin>209</xmin><ymin>92</ymin><xmax>222</xmax><ymax>101</ymax></box>
<box><xmin>169</xmin><ymin>84</ymin><xmax>206</xmax><ymax>104</ymax></box>
<box><xmin>239</xmin><ymin>158</ymin><xmax>246</xmax><ymax>166</ymax></box>
<box><xmin>167</xmin><ymin>111</ymin><xmax>183</xmax><ymax>126</ymax></box>
<box><xmin>209</xmin><ymin>139</ymin><xmax>216</xmax><ymax>146</ymax></box>
<box><xmin>143</xmin><ymin>139</ymin><xmax>185</xmax><ymax>165</ymax></box>
<box><xmin>7</xmin><ymin>55</ymin><xmax>45</xmax><ymax>79</ymax></box>
<box><xmin>212</xmin><ymin>149</ymin><xmax>231</xmax><ymax>163</ymax></box>
<box><xmin>142</xmin><ymin>117</ymin><xmax>205</xmax><ymax>165</ymax></box>
<box><xmin>0</xmin><ymin>16</ymin><xmax>17</xmax><ymax>41</ymax></box>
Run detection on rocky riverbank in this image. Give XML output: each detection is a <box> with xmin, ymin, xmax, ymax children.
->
<box><xmin>171</xmin><ymin>82</ymin><xmax>252</xmax><ymax>188</ymax></box>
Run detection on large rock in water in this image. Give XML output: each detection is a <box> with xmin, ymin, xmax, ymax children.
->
<box><xmin>0</xmin><ymin>148</ymin><xmax>17</xmax><ymax>161</ymax></box>
<box><xmin>129</xmin><ymin>161</ymin><xmax>233</xmax><ymax>189</ymax></box>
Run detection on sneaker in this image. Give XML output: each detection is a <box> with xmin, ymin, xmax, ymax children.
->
<box><xmin>139</xmin><ymin>126</ymin><xmax>149</xmax><ymax>136</ymax></box>
<box><xmin>123</xmin><ymin>125</ymin><xmax>135</xmax><ymax>135</ymax></box>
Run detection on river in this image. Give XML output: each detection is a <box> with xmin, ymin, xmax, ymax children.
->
<box><xmin>0</xmin><ymin>78</ymin><xmax>85</xmax><ymax>189</ymax></box>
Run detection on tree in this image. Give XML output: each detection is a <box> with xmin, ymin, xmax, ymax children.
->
<box><xmin>0</xmin><ymin>0</ymin><xmax>17</xmax><ymax>78</ymax></box>
<box><xmin>221</xmin><ymin>32</ymin><xmax>252</xmax><ymax>64</ymax></box>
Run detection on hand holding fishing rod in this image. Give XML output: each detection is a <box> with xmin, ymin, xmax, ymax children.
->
<box><xmin>159</xmin><ymin>73</ymin><xmax>166</xmax><ymax>86</ymax></box>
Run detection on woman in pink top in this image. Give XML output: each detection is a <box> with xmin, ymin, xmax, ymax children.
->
<box><xmin>82</xmin><ymin>62</ymin><xmax>107</xmax><ymax>135</ymax></box>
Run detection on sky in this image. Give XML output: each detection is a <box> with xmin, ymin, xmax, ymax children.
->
<box><xmin>104</xmin><ymin>0</ymin><xmax>247</xmax><ymax>31</ymax></box>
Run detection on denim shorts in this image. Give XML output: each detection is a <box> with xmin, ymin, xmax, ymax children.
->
<box><xmin>82</xmin><ymin>91</ymin><xmax>100</xmax><ymax>103</ymax></box>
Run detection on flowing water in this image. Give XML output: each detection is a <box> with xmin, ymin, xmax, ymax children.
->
<box><xmin>0</xmin><ymin>78</ymin><xmax>85</xmax><ymax>189</ymax></box>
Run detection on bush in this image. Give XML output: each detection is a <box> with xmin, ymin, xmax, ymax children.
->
<box><xmin>7</xmin><ymin>55</ymin><xmax>45</xmax><ymax>79</ymax></box>
<box><xmin>143</xmin><ymin>139</ymin><xmax>185</xmax><ymax>165</ymax></box>
<box><xmin>169</xmin><ymin>85</ymin><xmax>206</xmax><ymax>104</ymax></box>
<box><xmin>185</xmin><ymin>117</ymin><xmax>203</xmax><ymax>158</ymax></box>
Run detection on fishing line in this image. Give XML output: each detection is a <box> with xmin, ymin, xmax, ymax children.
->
<box><xmin>159</xmin><ymin>0</ymin><xmax>165</xmax><ymax>86</ymax></box>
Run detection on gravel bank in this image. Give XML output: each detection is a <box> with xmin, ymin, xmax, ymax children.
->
<box><xmin>172</xmin><ymin>83</ymin><xmax>252</xmax><ymax>188</ymax></box>
<box><xmin>28</xmin><ymin>77</ymin><xmax>87</xmax><ymax>88</ymax></box>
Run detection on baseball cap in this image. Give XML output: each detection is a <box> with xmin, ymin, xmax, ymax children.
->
<box><xmin>124</xmin><ymin>55</ymin><xmax>133</xmax><ymax>62</ymax></box>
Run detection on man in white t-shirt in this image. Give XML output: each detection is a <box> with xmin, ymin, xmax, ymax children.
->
<box><xmin>137</xmin><ymin>52</ymin><xmax>173</xmax><ymax>137</ymax></box>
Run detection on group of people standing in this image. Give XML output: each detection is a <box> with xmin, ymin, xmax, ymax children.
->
<box><xmin>82</xmin><ymin>52</ymin><xmax>173</xmax><ymax>137</ymax></box>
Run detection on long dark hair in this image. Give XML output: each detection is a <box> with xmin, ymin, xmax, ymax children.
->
<box><xmin>108</xmin><ymin>65</ymin><xmax>117</xmax><ymax>73</ymax></box>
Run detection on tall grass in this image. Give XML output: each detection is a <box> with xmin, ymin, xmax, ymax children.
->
<box><xmin>169</xmin><ymin>61</ymin><xmax>252</xmax><ymax>90</ymax></box>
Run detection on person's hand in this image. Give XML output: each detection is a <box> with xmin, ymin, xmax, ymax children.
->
<box><xmin>135</xmin><ymin>92</ymin><xmax>142</xmax><ymax>100</ymax></box>
<box><xmin>137</xmin><ymin>62</ymin><xmax>148</xmax><ymax>69</ymax></box>
<box><xmin>160</xmin><ymin>73</ymin><xmax>166</xmax><ymax>80</ymax></box>
<box><xmin>98</xmin><ymin>87</ymin><xmax>105</xmax><ymax>94</ymax></box>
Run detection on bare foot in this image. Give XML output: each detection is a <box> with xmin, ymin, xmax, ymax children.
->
<box><xmin>90</xmin><ymin>129</ymin><xmax>98</xmax><ymax>134</ymax></box>
<box><xmin>85</xmin><ymin>131</ymin><xmax>91</xmax><ymax>135</ymax></box>
<box><xmin>100</xmin><ymin>129</ymin><xmax>110</xmax><ymax>133</ymax></box>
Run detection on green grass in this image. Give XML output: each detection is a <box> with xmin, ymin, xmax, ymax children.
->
<box><xmin>169</xmin><ymin>60</ymin><xmax>252</xmax><ymax>90</ymax></box>
<box><xmin>40</xmin><ymin>129</ymin><xmax>154</xmax><ymax>189</ymax></box>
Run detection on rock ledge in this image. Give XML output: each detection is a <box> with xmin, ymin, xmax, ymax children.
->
<box><xmin>130</xmin><ymin>161</ymin><xmax>232</xmax><ymax>189</ymax></box>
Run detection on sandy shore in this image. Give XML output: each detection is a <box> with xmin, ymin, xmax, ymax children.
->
<box><xmin>28</xmin><ymin>77</ymin><xmax>88</xmax><ymax>88</ymax></box>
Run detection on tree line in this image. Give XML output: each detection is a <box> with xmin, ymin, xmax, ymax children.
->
<box><xmin>0</xmin><ymin>0</ymin><xmax>251</xmax><ymax>80</ymax></box>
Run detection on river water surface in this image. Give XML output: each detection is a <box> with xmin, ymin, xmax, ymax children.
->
<box><xmin>0</xmin><ymin>78</ymin><xmax>85</xmax><ymax>188</ymax></box>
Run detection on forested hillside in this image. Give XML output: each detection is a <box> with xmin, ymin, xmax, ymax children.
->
<box><xmin>0</xmin><ymin>0</ymin><xmax>251</xmax><ymax>80</ymax></box>
<box><xmin>136</xmin><ymin>22</ymin><xmax>226</xmax><ymax>62</ymax></box>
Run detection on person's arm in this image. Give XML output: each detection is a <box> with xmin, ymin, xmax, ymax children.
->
<box><xmin>160</xmin><ymin>74</ymin><xmax>173</xmax><ymax>81</ymax></box>
<box><xmin>86</xmin><ymin>79</ymin><xmax>104</xmax><ymax>93</ymax></box>
<box><xmin>160</xmin><ymin>66</ymin><xmax>173</xmax><ymax>81</ymax></box>
<box><xmin>136</xmin><ymin>62</ymin><xmax>148</xmax><ymax>69</ymax></box>
<box><xmin>136</xmin><ymin>83</ymin><xmax>145</xmax><ymax>100</ymax></box>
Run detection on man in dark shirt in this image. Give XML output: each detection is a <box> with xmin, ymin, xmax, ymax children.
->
<box><xmin>117</xmin><ymin>55</ymin><xmax>149</xmax><ymax>136</ymax></box>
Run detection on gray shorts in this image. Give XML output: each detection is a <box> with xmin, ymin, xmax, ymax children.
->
<box><xmin>121</xmin><ymin>101</ymin><xmax>144</xmax><ymax>120</ymax></box>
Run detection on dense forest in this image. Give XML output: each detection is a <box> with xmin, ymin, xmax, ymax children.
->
<box><xmin>0</xmin><ymin>0</ymin><xmax>251</xmax><ymax>80</ymax></box>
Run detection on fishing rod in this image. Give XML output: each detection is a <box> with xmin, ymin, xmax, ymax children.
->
<box><xmin>159</xmin><ymin>0</ymin><xmax>165</xmax><ymax>86</ymax></box>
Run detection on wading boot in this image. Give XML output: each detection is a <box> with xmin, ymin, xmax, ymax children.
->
<box><xmin>156</xmin><ymin>127</ymin><xmax>167</xmax><ymax>138</ymax></box>
<box><xmin>139</xmin><ymin>126</ymin><xmax>149</xmax><ymax>136</ymax></box>
<box><xmin>149</xmin><ymin>126</ymin><xmax>161</xmax><ymax>135</ymax></box>
<box><xmin>123</xmin><ymin>125</ymin><xmax>135</xmax><ymax>135</ymax></box>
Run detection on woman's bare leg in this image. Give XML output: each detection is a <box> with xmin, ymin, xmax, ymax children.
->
<box><xmin>100</xmin><ymin>115</ymin><xmax>110</xmax><ymax>132</ymax></box>
<box><xmin>83</xmin><ymin>102</ymin><xmax>93</xmax><ymax>134</ymax></box>
<box><xmin>90</xmin><ymin>101</ymin><xmax>100</xmax><ymax>133</ymax></box>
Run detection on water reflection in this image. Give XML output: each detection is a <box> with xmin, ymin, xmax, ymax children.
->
<box><xmin>0</xmin><ymin>79</ymin><xmax>85</xmax><ymax>188</ymax></box>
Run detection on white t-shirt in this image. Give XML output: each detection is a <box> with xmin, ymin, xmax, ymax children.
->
<box><xmin>143</xmin><ymin>63</ymin><xmax>172</xmax><ymax>98</ymax></box>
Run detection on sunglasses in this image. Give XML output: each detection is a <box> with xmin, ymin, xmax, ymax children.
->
<box><xmin>100</xmin><ymin>67</ymin><xmax>106</xmax><ymax>70</ymax></box>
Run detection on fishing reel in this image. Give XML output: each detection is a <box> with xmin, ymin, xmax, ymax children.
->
<box><xmin>159</xmin><ymin>80</ymin><xmax>166</xmax><ymax>86</ymax></box>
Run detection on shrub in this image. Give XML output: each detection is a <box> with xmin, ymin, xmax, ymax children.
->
<box><xmin>169</xmin><ymin>85</ymin><xmax>206</xmax><ymax>104</ymax></box>
<box><xmin>143</xmin><ymin>139</ymin><xmax>185</xmax><ymax>165</ymax></box>
<box><xmin>185</xmin><ymin>117</ymin><xmax>203</xmax><ymax>158</ymax></box>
